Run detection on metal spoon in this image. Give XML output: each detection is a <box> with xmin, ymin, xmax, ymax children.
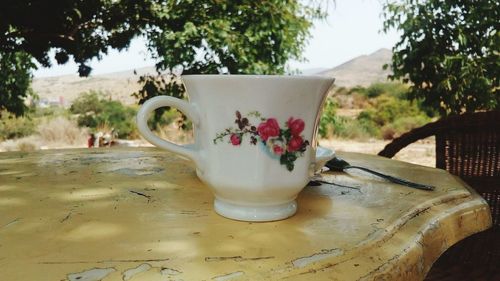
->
<box><xmin>325</xmin><ymin>157</ymin><xmax>435</xmax><ymax>191</ymax></box>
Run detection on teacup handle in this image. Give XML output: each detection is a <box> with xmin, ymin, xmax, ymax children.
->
<box><xmin>136</xmin><ymin>96</ymin><xmax>200</xmax><ymax>164</ymax></box>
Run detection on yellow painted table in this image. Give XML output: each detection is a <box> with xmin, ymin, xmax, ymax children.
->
<box><xmin>0</xmin><ymin>148</ymin><xmax>491</xmax><ymax>281</ymax></box>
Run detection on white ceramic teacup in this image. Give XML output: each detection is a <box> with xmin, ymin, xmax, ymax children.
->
<box><xmin>137</xmin><ymin>75</ymin><xmax>335</xmax><ymax>221</ymax></box>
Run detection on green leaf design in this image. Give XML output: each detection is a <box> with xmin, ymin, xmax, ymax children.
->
<box><xmin>280</xmin><ymin>152</ymin><xmax>298</xmax><ymax>171</ymax></box>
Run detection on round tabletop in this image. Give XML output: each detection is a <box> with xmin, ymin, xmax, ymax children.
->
<box><xmin>0</xmin><ymin>147</ymin><xmax>491</xmax><ymax>281</ymax></box>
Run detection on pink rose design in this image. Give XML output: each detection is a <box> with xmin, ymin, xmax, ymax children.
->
<box><xmin>287</xmin><ymin>135</ymin><xmax>303</xmax><ymax>152</ymax></box>
<box><xmin>273</xmin><ymin>145</ymin><xmax>285</xmax><ymax>155</ymax></box>
<box><xmin>213</xmin><ymin>110</ymin><xmax>312</xmax><ymax>172</ymax></box>
<box><xmin>257</xmin><ymin>118</ymin><xmax>280</xmax><ymax>141</ymax></box>
<box><xmin>230</xmin><ymin>134</ymin><xmax>241</xmax><ymax>145</ymax></box>
<box><xmin>287</xmin><ymin>117</ymin><xmax>305</xmax><ymax>136</ymax></box>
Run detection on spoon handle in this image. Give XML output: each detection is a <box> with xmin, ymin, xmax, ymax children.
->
<box><xmin>345</xmin><ymin>166</ymin><xmax>435</xmax><ymax>191</ymax></box>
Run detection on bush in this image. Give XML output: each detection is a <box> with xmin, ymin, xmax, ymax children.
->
<box><xmin>391</xmin><ymin>115</ymin><xmax>430</xmax><ymax>134</ymax></box>
<box><xmin>358</xmin><ymin>95</ymin><xmax>423</xmax><ymax>126</ymax></box>
<box><xmin>319</xmin><ymin>95</ymin><xmax>378</xmax><ymax>140</ymax></box>
<box><xmin>356</xmin><ymin>113</ymin><xmax>381</xmax><ymax>138</ymax></box>
<box><xmin>0</xmin><ymin>111</ymin><xmax>35</xmax><ymax>140</ymax></box>
<box><xmin>147</xmin><ymin>107</ymin><xmax>193</xmax><ymax>131</ymax></box>
<box><xmin>31</xmin><ymin>106</ymin><xmax>70</xmax><ymax>119</ymax></box>
<box><xmin>319</xmin><ymin>98</ymin><xmax>342</xmax><ymax>138</ymax></box>
<box><xmin>335</xmin><ymin>118</ymin><xmax>373</xmax><ymax>140</ymax></box>
<box><xmin>365</xmin><ymin>83</ymin><xmax>386</xmax><ymax>98</ymax></box>
<box><xmin>70</xmin><ymin>92</ymin><xmax>137</xmax><ymax>139</ymax></box>
<box><xmin>356</xmin><ymin>94</ymin><xmax>431</xmax><ymax>139</ymax></box>
<box><xmin>320</xmin><ymin>82</ymin><xmax>433</xmax><ymax>140</ymax></box>
<box><xmin>70</xmin><ymin>91</ymin><xmax>103</xmax><ymax>115</ymax></box>
<box><xmin>352</xmin><ymin>82</ymin><xmax>410</xmax><ymax>100</ymax></box>
<box><xmin>97</xmin><ymin>101</ymin><xmax>137</xmax><ymax>138</ymax></box>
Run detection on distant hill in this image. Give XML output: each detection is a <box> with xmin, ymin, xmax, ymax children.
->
<box><xmin>32</xmin><ymin>66</ymin><xmax>158</xmax><ymax>106</ymax></box>
<box><xmin>32</xmin><ymin>49</ymin><xmax>393</xmax><ymax>105</ymax></box>
<box><xmin>318</xmin><ymin>48</ymin><xmax>393</xmax><ymax>88</ymax></box>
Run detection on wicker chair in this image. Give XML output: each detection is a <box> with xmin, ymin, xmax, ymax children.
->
<box><xmin>378</xmin><ymin>110</ymin><xmax>500</xmax><ymax>280</ymax></box>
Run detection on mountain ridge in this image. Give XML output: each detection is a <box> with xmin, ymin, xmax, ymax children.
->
<box><xmin>32</xmin><ymin>48</ymin><xmax>393</xmax><ymax>105</ymax></box>
<box><xmin>318</xmin><ymin>48</ymin><xmax>393</xmax><ymax>87</ymax></box>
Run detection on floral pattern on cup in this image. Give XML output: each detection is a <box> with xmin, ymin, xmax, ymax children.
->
<box><xmin>213</xmin><ymin>111</ymin><xmax>310</xmax><ymax>171</ymax></box>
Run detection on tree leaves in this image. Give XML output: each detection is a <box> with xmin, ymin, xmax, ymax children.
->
<box><xmin>382</xmin><ymin>0</ymin><xmax>499</xmax><ymax>116</ymax></box>
<box><xmin>0</xmin><ymin>52</ymin><xmax>35</xmax><ymax>116</ymax></box>
<box><xmin>0</xmin><ymin>0</ymin><xmax>326</xmax><ymax>116</ymax></box>
<box><xmin>135</xmin><ymin>1</ymin><xmax>325</xmax><ymax>127</ymax></box>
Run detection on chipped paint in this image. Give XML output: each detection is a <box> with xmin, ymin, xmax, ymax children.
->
<box><xmin>1</xmin><ymin>218</ymin><xmax>20</xmax><ymax>229</ymax></box>
<box><xmin>67</xmin><ymin>267</ymin><xmax>116</xmax><ymax>281</ymax></box>
<box><xmin>160</xmin><ymin>267</ymin><xmax>182</xmax><ymax>275</ymax></box>
<box><xmin>122</xmin><ymin>263</ymin><xmax>152</xmax><ymax>280</ymax></box>
<box><xmin>292</xmin><ymin>248</ymin><xmax>344</xmax><ymax>268</ymax></box>
<box><xmin>212</xmin><ymin>271</ymin><xmax>244</xmax><ymax>281</ymax></box>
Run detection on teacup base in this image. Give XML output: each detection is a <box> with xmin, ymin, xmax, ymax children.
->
<box><xmin>214</xmin><ymin>198</ymin><xmax>297</xmax><ymax>222</ymax></box>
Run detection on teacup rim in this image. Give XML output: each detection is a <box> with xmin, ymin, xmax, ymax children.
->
<box><xmin>182</xmin><ymin>74</ymin><xmax>334</xmax><ymax>81</ymax></box>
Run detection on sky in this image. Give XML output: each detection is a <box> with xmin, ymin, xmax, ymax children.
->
<box><xmin>33</xmin><ymin>0</ymin><xmax>400</xmax><ymax>78</ymax></box>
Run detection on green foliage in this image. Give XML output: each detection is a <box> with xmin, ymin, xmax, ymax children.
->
<box><xmin>383</xmin><ymin>0</ymin><xmax>499</xmax><ymax>116</ymax></box>
<box><xmin>70</xmin><ymin>92</ymin><xmax>137</xmax><ymax>138</ymax></box>
<box><xmin>1</xmin><ymin>0</ymin><xmax>326</xmax><ymax>117</ymax></box>
<box><xmin>319</xmin><ymin>98</ymin><xmax>341</xmax><ymax>138</ymax></box>
<box><xmin>98</xmin><ymin>101</ymin><xmax>137</xmax><ymax>138</ymax></box>
<box><xmin>0</xmin><ymin>52</ymin><xmax>36</xmax><ymax>116</ymax></box>
<box><xmin>146</xmin><ymin>107</ymin><xmax>192</xmax><ymax>132</ymax></box>
<box><xmin>355</xmin><ymin>112</ymin><xmax>381</xmax><ymax>138</ymax></box>
<box><xmin>321</xmin><ymin>82</ymin><xmax>432</xmax><ymax>140</ymax></box>
<box><xmin>365</xmin><ymin>84</ymin><xmax>385</xmax><ymax>98</ymax></box>
<box><xmin>69</xmin><ymin>91</ymin><xmax>104</xmax><ymax>116</ymax></box>
<box><xmin>363</xmin><ymin>82</ymin><xmax>408</xmax><ymax>99</ymax></box>
<box><xmin>0</xmin><ymin>0</ymin><xmax>155</xmax><ymax>75</ymax></box>
<box><xmin>391</xmin><ymin>115</ymin><xmax>430</xmax><ymax>134</ymax></box>
<box><xmin>134</xmin><ymin>75</ymin><xmax>187</xmax><ymax>130</ymax></box>
<box><xmin>134</xmin><ymin>1</ymin><xmax>326</xmax><ymax>128</ymax></box>
<box><xmin>359</xmin><ymin>95</ymin><xmax>420</xmax><ymax>126</ymax></box>
<box><xmin>0</xmin><ymin>111</ymin><xmax>35</xmax><ymax>140</ymax></box>
<box><xmin>153</xmin><ymin>1</ymin><xmax>321</xmax><ymax>75</ymax></box>
<box><xmin>336</xmin><ymin>118</ymin><xmax>373</xmax><ymax>140</ymax></box>
<box><xmin>320</xmin><ymin>112</ymin><xmax>372</xmax><ymax>140</ymax></box>
<box><xmin>357</xmin><ymin>95</ymin><xmax>430</xmax><ymax>139</ymax></box>
<box><xmin>31</xmin><ymin>106</ymin><xmax>71</xmax><ymax>119</ymax></box>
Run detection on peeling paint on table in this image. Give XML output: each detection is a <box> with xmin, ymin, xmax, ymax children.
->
<box><xmin>67</xmin><ymin>267</ymin><xmax>116</xmax><ymax>281</ymax></box>
<box><xmin>122</xmin><ymin>263</ymin><xmax>152</xmax><ymax>280</ymax></box>
<box><xmin>0</xmin><ymin>148</ymin><xmax>491</xmax><ymax>280</ymax></box>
